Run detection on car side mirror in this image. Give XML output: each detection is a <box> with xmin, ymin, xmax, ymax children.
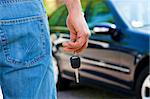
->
<box><xmin>93</xmin><ymin>23</ymin><xmax>116</xmax><ymax>35</ymax></box>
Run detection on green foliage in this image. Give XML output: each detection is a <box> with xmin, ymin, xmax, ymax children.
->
<box><xmin>49</xmin><ymin>6</ymin><xmax>68</xmax><ymax>27</ymax></box>
<box><xmin>49</xmin><ymin>0</ymin><xmax>115</xmax><ymax>32</ymax></box>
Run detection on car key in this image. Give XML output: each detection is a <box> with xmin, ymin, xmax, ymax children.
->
<box><xmin>70</xmin><ymin>54</ymin><xmax>81</xmax><ymax>83</ymax></box>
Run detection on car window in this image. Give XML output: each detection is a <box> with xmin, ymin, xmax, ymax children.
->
<box><xmin>86</xmin><ymin>0</ymin><xmax>115</xmax><ymax>29</ymax></box>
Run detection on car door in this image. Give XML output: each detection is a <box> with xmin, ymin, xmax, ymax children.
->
<box><xmin>79</xmin><ymin>1</ymin><xmax>136</xmax><ymax>90</ymax></box>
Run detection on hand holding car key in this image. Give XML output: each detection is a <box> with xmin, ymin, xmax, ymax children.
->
<box><xmin>70</xmin><ymin>53</ymin><xmax>81</xmax><ymax>83</ymax></box>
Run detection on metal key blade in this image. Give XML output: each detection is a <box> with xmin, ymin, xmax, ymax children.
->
<box><xmin>75</xmin><ymin>69</ymin><xmax>79</xmax><ymax>83</ymax></box>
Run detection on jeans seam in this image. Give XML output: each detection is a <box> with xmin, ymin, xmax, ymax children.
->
<box><xmin>0</xmin><ymin>19</ymin><xmax>47</xmax><ymax>67</ymax></box>
<box><xmin>0</xmin><ymin>0</ymin><xmax>38</xmax><ymax>5</ymax></box>
<box><xmin>0</xmin><ymin>15</ymin><xmax>45</xmax><ymax>25</ymax></box>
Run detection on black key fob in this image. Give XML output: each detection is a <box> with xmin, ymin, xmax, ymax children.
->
<box><xmin>70</xmin><ymin>55</ymin><xmax>81</xmax><ymax>69</ymax></box>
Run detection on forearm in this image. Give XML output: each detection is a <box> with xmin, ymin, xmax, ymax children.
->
<box><xmin>64</xmin><ymin>0</ymin><xmax>82</xmax><ymax>14</ymax></box>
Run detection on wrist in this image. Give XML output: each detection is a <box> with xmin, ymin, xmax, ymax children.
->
<box><xmin>68</xmin><ymin>7</ymin><xmax>83</xmax><ymax>15</ymax></box>
<box><xmin>69</xmin><ymin>11</ymin><xmax>84</xmax><ymax>18</ymax></box>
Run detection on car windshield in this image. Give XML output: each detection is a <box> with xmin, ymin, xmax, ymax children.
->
<box><xmin>113</xmin><ymin>0</ymin><xmax>150</xmax><ymax>28</ymax></box>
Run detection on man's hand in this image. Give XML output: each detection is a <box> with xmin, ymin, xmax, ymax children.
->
<box><xmin>63</xmin><ymin>0</ymin><xmax>90</xmax><ymax>53</ymax></box>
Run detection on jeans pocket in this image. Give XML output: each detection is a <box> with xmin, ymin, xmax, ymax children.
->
<box><xmin>0</xmin><ymin>16</ymin><xmax>48</xmax><ymax>67</ymax></box>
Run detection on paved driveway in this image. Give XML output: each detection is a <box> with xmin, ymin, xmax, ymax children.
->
<box><xmin>58</xmin><ymin>84</ymin><xmax>135</xmax><ymax>99</ymax></box>
<box><xmin>0</xmin><ymin>85</ymin><xmax>135</xmax><ymax>99</ymax></box>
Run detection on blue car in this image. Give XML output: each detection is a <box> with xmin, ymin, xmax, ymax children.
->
<box><xmin>52</xmin><ymin>0</ymin><xmax>150</xmax><ymax>98</ymax></box>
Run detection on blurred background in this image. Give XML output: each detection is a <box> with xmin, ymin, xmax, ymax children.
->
<box><xmin>44</xmin><ymin>0</ymin><xmax>64</xmax><ymax>16</ymax></box>
<box><xmin>44</xmin><ymin>0</ymin><xmax>150</xmax><ymax>99</ymax></box>
<box><xmin>43</xmin><ymin>0</ymin><xmax>149</xmax><ymax>99</ymax></box>
<box><xmin>44</xmin><ymin>0</ymin><xmax>127</xmax><ymax>99</ymax></box>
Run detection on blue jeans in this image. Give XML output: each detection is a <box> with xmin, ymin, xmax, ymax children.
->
<box><xmin>0</xmin><ymin>0</ymin><xmax>56</xmax><ymax>99</ymax></box>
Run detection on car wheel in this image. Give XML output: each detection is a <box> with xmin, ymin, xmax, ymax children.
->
<box><xmin>135</xmin><ymin>66</ymin><xmax>150</xmax><ymax>99</ymax></box>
